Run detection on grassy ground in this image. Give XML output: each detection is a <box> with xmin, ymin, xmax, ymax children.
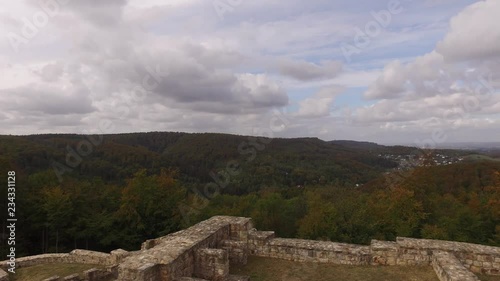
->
<box><xmin>464</xmin><ymin>154</ymin><xmax>500</xmax><ymax>162</ymax></box>
<box><xmin>231</xmin><ymin>256</ymin><xmax>440</xmax><ymax>281</ymax></box>
<box><xmin>9</xmin><ymin>263</ymin><xmax>101</xmax><ymax>281</ymax></box>
<box><xmin>479</xmin><ymin>275</ymin><xmax>500</xmax><ymax>281</ymax></box>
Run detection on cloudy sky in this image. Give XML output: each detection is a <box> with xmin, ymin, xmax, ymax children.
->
<box><xmin>1</xmin><ymin>0</ymin><xmax>499</xmax><ymax>144</ymax></box>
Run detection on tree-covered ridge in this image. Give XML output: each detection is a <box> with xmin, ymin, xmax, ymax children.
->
<box><xmin>3</xmin><ymin>133</ymin><xmax>402</xmax><ymax>189</ymax></box>
<box><xmin>0</xmin><ymin>132</ymin><xmax>498</xmax><ymax>258</ymax></box>
<box><xmin>197</xmin><ymin>163</ymin><xmax>500</xmax><ymax>246</ymax></box>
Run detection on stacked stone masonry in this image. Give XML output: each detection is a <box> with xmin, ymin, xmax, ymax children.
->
<box><xmin>1</xmin><ymin>216</ymin><xmax>499</xmax><ymax>281</ymax></box>
<box><xmin>432</xmin><ymin>251</ymin><xmax>480</xmax><ymax>281</ymax></box>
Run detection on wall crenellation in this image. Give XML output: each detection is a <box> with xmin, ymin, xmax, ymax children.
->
<box><xmin>0</xmin><ymin>216</ymin><xmax>499</xmax><ymax>281</ymax></box>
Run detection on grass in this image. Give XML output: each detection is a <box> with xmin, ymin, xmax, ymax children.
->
<box><xmin>231</xmin><ymin>256</ymin><xmax>440</xmax><ymax>281</ymax></box>
<box><xmin>479</xmin><ymin>275</ymin><xmax>500</xmax><ymax>281</ymax></box>
<box><xmin>464</xmin><ymin>154</ymin><xmax>500</xmax><ymax>162</ymax></box>
<box><xmin>9</xmin><ymin>263</ymin><xmax>102</xmax><ymax>281</ymax></box>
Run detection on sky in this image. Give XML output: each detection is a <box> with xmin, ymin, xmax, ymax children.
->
<box><xmin>0</xmin><ymin>0</ymin><xmax>499</xmax><ymax>145</ymax></box>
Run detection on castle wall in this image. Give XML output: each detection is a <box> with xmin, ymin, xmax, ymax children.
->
<box><xmin>432</xmin><ymin>251</ymin><xmax>480</xmax><ymax>281</ymax></box>
<box><xmin>1</xmin><ymin>216</ymin><xmax>499</xmax><ymax>281</ymax></box>
<box><xmin>245</xmin><ymin>231</ymin><xmax>500</xmax><ymax>275</ymax></box>
<box><xmin>116</xmin><ymin>216</ymin><xmax>253</xmax><ymax>281</ymax></box>
<box><xmin>250</xmin><ymin>236</ymin><xmax>371</xmax><ymax>265</ymax></box>
<box><xmin>0</xmin><ymin>250</ymin><xmax>114</xmax><ymax>271</ymax></box>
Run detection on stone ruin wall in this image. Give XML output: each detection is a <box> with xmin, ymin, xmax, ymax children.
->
<box><xmin>0</xmin><ymin>216</ymin><xmax>499</xmax><ymax>281</ymax></box>
<box><xmin>0</xmin><ymin>249</ymin><xmax>120</xmax><ymax>281</ymax></box>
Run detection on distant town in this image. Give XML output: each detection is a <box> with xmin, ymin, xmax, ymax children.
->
<box><xmin>380</xmin><ymin>153</ymin><xmax>464</xmax><ymax>170</ymax></box>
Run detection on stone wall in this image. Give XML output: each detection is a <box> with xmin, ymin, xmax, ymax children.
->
<box><xmin>116</xmin><ymin>216</ymin><xmax>253</xmax><ymax>281</ymax></box>
<box><xmin>396</xmin><ymin>237</ymin><xmax>500</xmax><ymax>275</ymax></box>
<box><xmin>194</xmin><ymin>249</ymin><xmax>228</xmax><ymax>281</ymax></box>
<box><xmin>1</xmin><ymin>216</ymin><xmax>499</xmax><ymax>281</ymax></box>
<box><xmin>0</xmin><ymin>249</ymin><xmax>116</xmax><ymax>271</ymax></box>
<box><xmin>244</xmin><ymin>230</ymin><xmax>500</xmax><ymax>276</ymax></box>
<box><xmin>0</xmin><ymin>249</ymin><xmax>122</xmax><ymax>281</ymax></box>
<box><xmin>432</xmin><ymin>251</ymin><xmax>480</xmax><ymax>281</ymax></box>
<box><xmin>250</xmin><ymin>237</ymin><xmax>371</xmax><ymax>265</ymax></box>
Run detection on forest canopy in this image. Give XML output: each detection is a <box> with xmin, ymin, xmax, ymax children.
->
<box><xmin>0</xmin><ymin>132</ymin><xmax>498</xmax><ymax>257</ymax></box>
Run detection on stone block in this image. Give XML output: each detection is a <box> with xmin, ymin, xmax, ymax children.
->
<box><xmin>195</xmin><ymin>248</ymin><xmax>229</xmax><ymax>281</ymax></box>
<box><xmin>432</xmin><ymin>251</ymin><xmax>480</xmax><ymax>281</ymax></box>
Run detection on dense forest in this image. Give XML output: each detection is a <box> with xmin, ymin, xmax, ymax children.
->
<box><xmin>0</xmin><ymin>132</ymin><xmax>498</xmax><ymax>257</ymax></box>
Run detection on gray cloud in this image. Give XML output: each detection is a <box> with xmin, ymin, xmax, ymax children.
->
<box><xmin>276</xmin><ymin>59</ymin><xmax>343</xmax><ymax>81</ymax></box>
<box><xmin>0</xmin><ymin>0</ymin><xmax>498</xmax><ymax>143</ymax></box>
<box><xmin>0</xmin><ymin>84</ymin><xmax>96</xmax><ymax>115</ymax></box>
<box><xmin>34</xmin><ymin>62</ymin><xmax>64</xmax><ymax>82</ymax></box>
<box><xmin>59</xmin><ymin>0</ymin><xmax>127</xmax><ymax>26</ymax></box>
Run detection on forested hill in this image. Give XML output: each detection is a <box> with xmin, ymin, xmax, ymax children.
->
<box><xmin>0</xmin><ymin>132</ymin><xmax>498</xmax><ymax>258</ymax></box>
<box><xmin>0</xmin><ymin>132</ymin><xmax>406</xmax><ymax>192</ymax></box>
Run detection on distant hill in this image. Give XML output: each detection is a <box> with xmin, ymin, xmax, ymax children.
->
<box><xmin>0</xmin><ymin>133</ymin><xmax>482</xmax><ymax>192</ymax></box>
<box><xmin>1</xmin><ymin>132</ymin><xmax>499</xmax><ymax>257</ymax></box>
<box><xmin>329</xmin><ymin>140</ymin><xmax>387</xmax><ymax>151</ymax></box>
<box><xmin>1</xmin><ymin>132</ymin><xmax>404</xmax><ymax>193</ymax></box>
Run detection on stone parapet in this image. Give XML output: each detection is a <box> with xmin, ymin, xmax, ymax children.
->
<box><xmin>2</xmin><ymin>216</ymin><xmax>500</xmax><ymax>281</ymax></box>
<box><xmin>194</xmin><ymin>248</ymin><xmax>228</xmax><ymax>281</ymax></box>
<box><xmin>396</xmin><ymin>237</ymin><xmax>500</xmax><ymax>274</ymax></box>
<box><xmin>117</xmin><ymin>216</ymin><xmax>248</xmax><ymax>281</ymax></box>
<box><xmin>432</xmin><ymin>251</ymin><xmax>480</xmax><ymax>281</ymax></box>
<box><xmin>221</xmin><ymin>240</ymin><xmax>248</xmax><ymax>265</ymax></box>
<box><xmin>0</xmin><ymin>250</ymin><xmax>112</xmax><ymax>272</ymax></box>
<box><xmin>370</xmin><ymin>240</ymin><xmax>399</xmax><ymax>265</ymax></box>
<box><xmin>251</xmin><ymin>238</ymin><xmax>371</xmax><ymax>265</ymax></box>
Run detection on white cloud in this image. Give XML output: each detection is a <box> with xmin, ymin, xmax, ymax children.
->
<box><xmin>297</xmin><ymin>85</ymin><xmax>344</xmax><ymax>118</ymax></box>
<box><xmin>436</xmin><ymin>0</ymin><xmax>500</xmax><ymax>62</ymax></box>
<box><xmin>0</xmin><ymin>0</ymin><xmax>498</xmax><ymax>143</ymax></box>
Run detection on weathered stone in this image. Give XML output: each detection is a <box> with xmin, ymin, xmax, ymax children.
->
<box><xmin>0</xmin><ymin>269</ymin><xmax>9</xmax><ymax>281</ymax></box>
<box><xmin>432</xmin><ymin>251</ymin><xmax>480</xmax><ymax>281</ymax></box>
<box><xmin>2</xmin><ymin>216</ymin><xmax>500</xmax><ymax>281</ymax></box>
<box><xmin>194</xmin><ymin>248</ymin><xmax>228</xmax><ymax>281</ymax></box>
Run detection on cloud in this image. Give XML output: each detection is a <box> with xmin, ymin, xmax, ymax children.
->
<box><xmin>364</xmin><ymin>60</ymin><xmax>407</xmax><ymax>99</ymax></box>
<box><xmin>1</xmin><ymin>0</ymin><xmax>498</xmax><ymax>143</ymax></box>
<box><xmin>76</xmin><ymin>37</ymin><xmax>288</xmax><ymax>114</ymax></box>
<box><xmin>436</xmin><ymin>0</ymin><xmax>500</xmax><ymax>62</ymax></box>
<box><xmin>297</xmin><ymin>85</ymin><xmax>344</xmax><ymax>118</ymax></box>
<box><xmin>276</xmin><ymin>59</ymin><xmax>343</xmax><ymax>81</ymax></box>
<box><xmin>364</xmin><ymin>0</ymin><xmax>500</xmax><ymax>102</ymax></box>
<box><xmin>356</xmin><ymin>85</ymin><xmax>500</xmax><ymax>126</ymax></box>
<box><xmin>59</xmin><ymin>0</ymin><xmax>128</xmax><ymax>26</ymax></box>
<box><xmin>0</xmin><ymin>84</ymin><xmax>96</xmax><ymax>116</ymax></box>
<box><xmin>364</xmin><ymin>51</ymin><xmax>448</xmax><ymax>100</ymax></box>
<box><xmin>34</xmin><ymin>62</ymin><xmax>64</xmax><ymax>82</ymax></box>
